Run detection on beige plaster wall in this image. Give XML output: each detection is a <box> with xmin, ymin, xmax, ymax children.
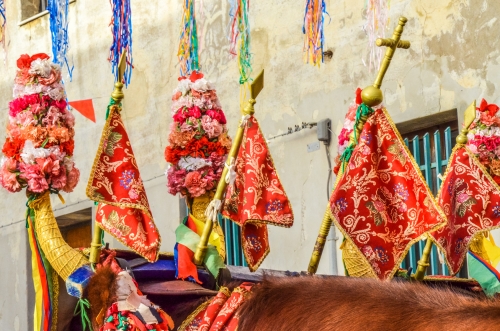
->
<box><xmin>1</xmin><ymin>0</ymin><xmax>500</xmax><ymax>328</ymax></box>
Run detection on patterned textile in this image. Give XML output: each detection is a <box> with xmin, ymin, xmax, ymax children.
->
<box><xmin>222</xmin><ymin>116</ymin><xmax>293</xmax><ymax>271</ymax></box>
<box><xmin>431</xmin><ymin>147</ymin><xmax>500</xmax><ymax>275</ymax></box>
<box><xmin>179</xmin><ymin>283</ymin><xmax>253</xmax><ymax>331</ymax></box>
<box><xmin>87</xmin><ymin>105</ymin><xmax>161</xmax><ymax>262</ymax></box>
<box><xmin>329</xmin><ymin>108</ymin><xmax>446</xmax><ymax>279</ymax></box>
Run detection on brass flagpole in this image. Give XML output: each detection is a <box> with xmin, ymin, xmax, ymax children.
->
<box><xmin>89</xmin><ymin>51</ymin><xmax>128</xmax><ymax>265</ymax></box>
<box><xmin>194</xmin><ymin>70</ymin><xmax>264</xmax><ymax>265</ymax></box>
<box><xmin>307</xmin><ymin>17</ymin><xmax>411</xmax><ymax>275</ymax></box>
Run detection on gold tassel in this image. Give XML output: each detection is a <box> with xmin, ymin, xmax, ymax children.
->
<box><xmin>29</xmin><ymin>191</ymin><xmax>89</xmax><ymax>281</ymax></box>
<box><xmin>341</xmin><ymin>240</ymin><xmax>377</xmax><ymax>278</ymax></box>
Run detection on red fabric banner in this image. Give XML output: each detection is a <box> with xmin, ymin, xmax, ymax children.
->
<box><xmin>87</xmin><ymin>105</ymin><xmax>161</xmax><ymax>262</ymax></box>
<box><xmin>330</xmin><ymin>108</ymin><xmax>446</xmax><ymax>279</ymax></box>
<box><xmin>431</xmin><ymin>147</ymin><xmax>500</xmax><ymax>274</ymax></box>
<box><xmin>222</xmin><ymin>116</ymin><xmax>293</xmax><ymax>271</ymax></box>
<box><xmin>179</xmin><ymin>283</ymin><xmax>253</xmax><ymax>331</ymax></box>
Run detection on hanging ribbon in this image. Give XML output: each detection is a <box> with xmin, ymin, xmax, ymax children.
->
<box><xmin>0</xmin><ymin>0</ymin><xmax>5</xmax><ymax>60</ymax></box>
<box><xmin>228</xmin><ymin>0</ymin><xmax>251</xmax><ymax>84</ymax></box>
<box><xmin>48</xmin><ymin>0</ymin><xmax>73</xmax><ymax>80</ymax></box>
<box><xmin>363</xmin><ymin>0</ymin><xmax>390</xmax><ymax>72</ymax></box>
<box><xmin>109</xmin><ymin>0</ymin><xmax>133</xmax><ymax>86</ymax></box>
<box><xmin>302</xmin><ymin>0</ymin><xmax>328</xmax><ymax>66</ymax></box>
<box><xmin>178</xmin><ymin>0</ymin><xmax>199</xmax><ymax>76</ymax></box>
<box><xmin>26</xmin><ymin>195</ymin><xmax>56</xmax><ymax>331</ymax></box>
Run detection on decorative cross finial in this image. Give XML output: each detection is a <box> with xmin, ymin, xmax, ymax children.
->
<box><xmin>361</xmin><ymin>17</ymin><xmax>411</xmax><ymax>107</ymax></box>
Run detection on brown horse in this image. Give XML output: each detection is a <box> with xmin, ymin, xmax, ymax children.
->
<box><xmin>237</xmin><ymin>276</ymin><xmax>498</xmax><ymax>331</ymax></box>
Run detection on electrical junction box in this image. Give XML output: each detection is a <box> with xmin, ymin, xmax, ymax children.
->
<box><xmin>317</xmin><ymin>118</ymin><xmax>331</xmax><ymax>145</ymax></box>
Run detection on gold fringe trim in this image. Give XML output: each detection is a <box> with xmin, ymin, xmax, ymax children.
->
<box><xmin>86</xmin><ymin>105</ymin><xmax>161</xmax><ymax>262</ymax></box>
<box><xmin>177</xmin><ymin>299</ymin><xmax>212</xmax><ymax>331</ymax></box>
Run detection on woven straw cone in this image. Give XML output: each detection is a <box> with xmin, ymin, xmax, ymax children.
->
<box><xmin>29</xmin><ymin>191</ymin><xmax>89</xmax><ymax>280</ymax></box>
<box><xmin>341</xmin><ymin>239</ymin><xmax>376</xmax><ymax>278</ymax></box>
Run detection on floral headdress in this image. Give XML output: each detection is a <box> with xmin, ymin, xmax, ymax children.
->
<box><xmin>164</xmin><ymin>71</ymin><xmax>232</xmax><ymax>198</ymax></box>
<box><xmin>0</xmin><ymin>53</ymin><xmax>79</xmax><ymax>194</ymax></box>
<box><xmin>467</xmin><ymin>99</ymin><xmax>500</xmax><ymax>184</ymax></box>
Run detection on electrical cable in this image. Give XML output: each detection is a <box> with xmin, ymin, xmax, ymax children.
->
<box><xmin>325</xmin><ymin>143</ymin><xmax>332</xmax><ymax>201</ymax></box>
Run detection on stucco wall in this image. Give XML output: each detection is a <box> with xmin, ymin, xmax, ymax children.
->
<box><xmin>1</xmin><ymin>0</ymin><xmax>500</xmax><ymax>328</ymax></box>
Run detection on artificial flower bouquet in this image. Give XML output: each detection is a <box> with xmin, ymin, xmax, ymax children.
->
<box><xmin>467</xmin><ymin>99</ymin><xmax>500</xmax><ymax>184</ymax></box>
<box><xmin>164</xmin><ymin>71</ymin><xmax>231</xmax><ymax>198</ymax></box>
<box><xmin>1</xmin><ymin>53</ymin><xmax>79</xmax><ymax>194</ymax></box>
<box><xmin>333</xmin><ymin>88</ymin><xmax>362</xmax><ymax>175</ymax></box>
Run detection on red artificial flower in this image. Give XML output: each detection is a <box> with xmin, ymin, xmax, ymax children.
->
<box><xmin>189</xmin><ymin>71</ymin><xmax>204</xmax><ymax>82</ymax></box>
<box><xmin>477</xmin><ymin>98</ymin><xmax>499</xmax><ymax>117</ymax></box>
<box><xmin>2</xmin><ymin>138</ymin><xmax>25</xmax><ymax>161</ymax></box>
<box><xmin>52</xmin><ymin>99</ymin><xmax>67</xmax><ymax>112</ymax></box>
<box><xmin>61</xmin><ymin>140</ymin><xmax>75</xmax><ymax>155</ymax></box>
<box><xmin>355</xmin><ymin>87</ymin><xmax>363</xmax><ymax>105</ymax></box>
<box><xmin>16</xmin><ymin>53</ymin><xmax>50</xmax><ymax>69</ymax></box>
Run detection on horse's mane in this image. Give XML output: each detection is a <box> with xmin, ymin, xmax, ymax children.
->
<box><xmin>237</xmin><ymin>275</ymin><xmax>500</xmax><ymax>331</ymax></box>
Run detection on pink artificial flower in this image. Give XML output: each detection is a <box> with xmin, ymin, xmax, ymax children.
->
<box><xmin>16</xmin><ymin>111</ymin><xmax>36</xmax><ymax>127</ymax></box>
<box><xmin>19</xmin><ymin>163</ymin><xmax>48</xmax><ymax>193</ymax></box>
<box><xmin>50</xmin><ymin>168</ymin><xmax>67</xmax><ymax>190</ymax></box>
<box><xmin>42</xmin><ymin>106</ymin><xmax>63</xmax><ymax>126</ymax></box>
<box><xmin>0</xmin><ymin>158</ymin><xmax>21</xmax><ymax>193</ymax></box>
<box><xmin>479</xmin><ymin>112</ymin><xmax>500</xmax><ymax>127</ymax></box>
<box><xmin>9</xmin><ymin>97</ymin><xmax>29</xmax><ymax>118</ymax></box>
<box><xmin>38</xmin><ymin>69</ymin><xmax>61</xmax><ymax>86</ymax></box>
<box><xmin>338</xmin><ymin>128</ymin><xmax>351</xmax><ymax>146</ymax></box>
<box><xmin>62</xmin><ymin>166</ymin><xmax>80</xmax><ymax>193</ymax></box>
<box><xmin>201</xmin><ymin>116</ymin><xmax>223</xmax><ymax>138</ymax></box>
<box><xmin>206</xmin><ymin>109</ymin><xmax>227</xmax><ymax>124</ymax></box>
<box><xmin>30</xmin><ymin>103</ymin><xmax>44</xmax><ymax>115</ymax></box>
<box><xmin>184</xmin><ymin>171</ymin><xmax>207</xmax><ymax>197</ymax></box>
<box><xmin>172</xmin><ymin>91</ymin><xmax>182</xmax><ymax>101</ymax></box>
<box><xmin>36</xmin><ymin>155</ymin><xmax>61</xmax><ymax>176</ymax></box>
<box><xmin>188</xmin><ymin>106</ymin><xmax>202</xmax><ymax>119</ymax></box>
<box><xmin>166</xmin><ymin>167</ymin><xmax>187</xmax><ymax>196</ymax></box>
<box><xmin>63</xmin><ymin>110</ymin><xmax>75</xmax><ymax>128</ymax></box>
<box><xmin>52</xmin><ymin>99</ymin><xmax>67</xmax><ymax>112</ymax></box>
<box><xmin>173</xmin><ymin>108</ymin><xmax>188</xmax><ymax>123</ymax></box>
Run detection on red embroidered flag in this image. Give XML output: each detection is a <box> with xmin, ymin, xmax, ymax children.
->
<box><xmin>87</xmin><ymin>105</ymin><xmax>161</xmax><ymax>262</ymax></box>
<box><xmin>330</xmin><ymin>107</ymin><xmax>446</xmax><ymax>279</ymax></box>
<box><xmin>179</xmin><ymin>283</ymin><xmax>253</xmax><ymax>331</ymax></box>
<box><xmin>431</xmin><ymin>147</ymin><xmax>500</xmax><ymax>275</ymax></box>
<box><xmin>222</xmin><ymin>116</ymin><xmax>294</xmax><ymax>271</ymax></box>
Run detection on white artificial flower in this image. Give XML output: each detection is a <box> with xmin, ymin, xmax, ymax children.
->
<box><xmin>191</xmin><ymin>78</ymin><xmax>212</xmax><ymax>92</ymax></box>
<box><xmin>21</xmin><ymin>140</ymin><xmax>51</xmax><ymax>164</ymax></box>
<box><xmin>175</xmin><ymin>79</ymin><xmax>192</xmax><ymax>95</ymax></box>
<box><xmin>29</xmin><ymin>58</ymin><xmax>53</xmax><ymax>77</ymax></box>
<box><xmin>48</xmin><ymin>146</ymin><xmax>66</xmax><ymax>161</ymax></box>
<box><xmin>23</xmin><ymin>84</ymin><xmax>44</xmax><ymax>96</ymax></box>
<box><xmin>0</xmin><ymin>156</ymin><xmax>6</xmax><ymax>168</ymax></box>
<box><xmin>178</xmin><ymin>156</ymin><xmax>212</xmax><ymax>171</ymax></box>
<box><xmin>46</xmin><ymin>83</ymin><xmax>65</xmax><ymax>101</ymax></box>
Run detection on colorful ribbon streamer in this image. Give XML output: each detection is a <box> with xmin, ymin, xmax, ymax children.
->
<box><xmin>178</xmin><ymin>0</ymin><xmax>199</xmax><ymax>76</ymax></box>
<box><xmin>302</xmin><ymin>0</ymin><xmax>327</xmax><ymax>66</ymax></box>
<box><xmin>27</xmin><ymin>197</ymin><xmax>56</xmax><ymax>331</ymax></box>
<box><xmin>0</xmin><ymin>0</ymin><xmax>6</xmax><ymax>59</ymax></box>
<box><xmin>48</xmin><ymin>0</ymin><xmax>73</xmax><ymax>80</ymax></box>
<box><xmin>363</xmin><ymin>0</ymin><xmax>390</xmax><ymax>72</ymax></box>
<box><xmin>109</xmin><ymin>0</ymin><xmax>133</xmax><ymax>86</ymax></box>
<box><xmin>228</xmin><ymin>0</ymin><xmax>251</xmax><ymax>84</ymax></box>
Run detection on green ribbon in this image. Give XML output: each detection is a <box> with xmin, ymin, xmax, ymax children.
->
<box><xmin>339</xmin><ymin>103</ymin><xmax>374</xmax><ymax>164</ymax></box>
<box><xmin>105</xmin><ymin>98</ymin><xmax>119</xmax><ymax>120</ymax></box>
<box><xmin>73</xmin><ymin>298</ymin><xmax>92</xmax><ymax>331</ymax></box>
<box><xmin>175</xmin><ymin>222</ymin><xmax>225</xmax><ymax>279</ymax></box>
<box><xmin>25</xmin><ymin>195</ymin><xmax>37</xmax><ymax>228</ymax></box>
